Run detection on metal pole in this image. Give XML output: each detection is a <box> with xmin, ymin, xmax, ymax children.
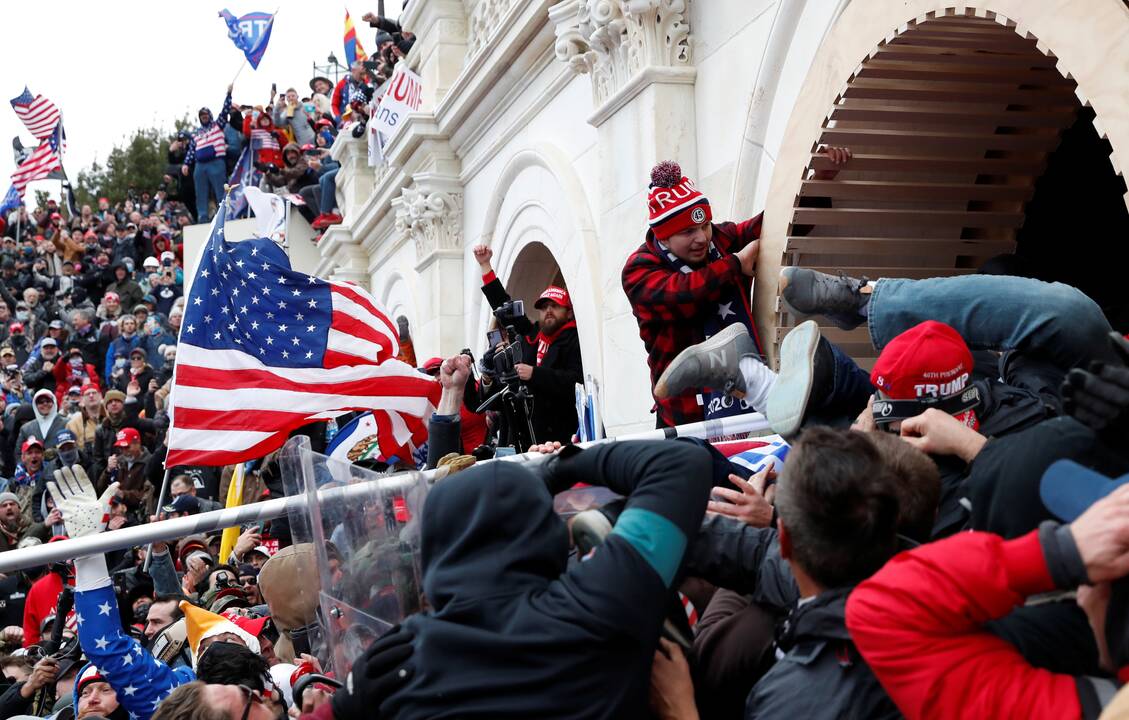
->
<box><xmin>0</xmin><ymin>413</ymin><xmax>771</xmax><ymax>573</ymax></box>
<box><xmin>141</xmin><ymin>466</ymin><xmax>173</xmax><ymax>572</ymax></box>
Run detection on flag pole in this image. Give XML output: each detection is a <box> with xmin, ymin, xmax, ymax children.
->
<box><xmin>141</xmin><ymin>466</ymin><xmax>173</xmax><ymax>572</ymax></box>
<box><xmin>0</xmin><ymin>412</ymin><xmax>772</xmax><ymax>573</ymax></box>
<box><xmin>232</xmin><ymin>57</ymin><xmax>249</xmax><ymax>84</ymax></box>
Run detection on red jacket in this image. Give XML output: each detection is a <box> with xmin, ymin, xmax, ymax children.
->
<box><xmin>53</xmin><ymin>360</ymin><xmax>101</xmax><ymax>405</ymax></box>
<box><xmin>242</xmin><ymin>115</ymin><xmax>285</xmax><ymax>169</ymax></box>
<box><xmin>846</xmin><ymin>530</ymin><xmax>1083</xmax><ymax>720</ymax></box>
<box><xmin>23</xmin><ymin>571</ymin><xmax>63</xmax><ymax>647</ymax></box>
<box><xmin>620</xmin><ymin>215</ymin><xmax>763</xmax><ymax>426</ymax></box>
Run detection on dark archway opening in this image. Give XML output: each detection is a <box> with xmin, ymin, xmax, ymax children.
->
<box><xmin>1012</xmin><ymin>108</ymin><xmax>1129</xmax><ymax>331</ymax></box>
<box><xmin>779</xmin><ymin>13</ymin><xmax>1128</xmax><ymax>366</ymax></box>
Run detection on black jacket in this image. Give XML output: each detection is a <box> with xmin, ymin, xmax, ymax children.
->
<box><xmin>480</xmin><ymin>276</ymin><xmax>583</xmax><ymax>445</ymax></box>
<box><xmin>383</xmin><ymin>440</ymin><xmax>712</xmax><ymax>719</ymax></box>
<box><xmin>745</xmin><ymin>587</ymin><xmax>900</xmax><ymax>720</ymax></box>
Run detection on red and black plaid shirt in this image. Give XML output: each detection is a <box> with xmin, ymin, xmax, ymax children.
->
<box><xmin>621</xmin><ymin>215</ymin><xmax>764</xmax><ymax>426</ymax></box>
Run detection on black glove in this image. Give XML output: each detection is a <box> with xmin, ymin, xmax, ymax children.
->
<box><xmin>330</xmin><ymin>625</ymin><xmax>415</xmax><ymax>719</ymax></box>
<box><xmin>1062</xmin><ymin>361</ymin><xmax>1129</xmax><ymax>435</ymax></box>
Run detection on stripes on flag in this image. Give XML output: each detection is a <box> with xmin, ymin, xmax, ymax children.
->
<box><xmin>11</xmin><ymin>137</ymin><xmax>63</xmax><ymax>195</ymax></box>
<box><xmin>166</xmin><ymin>194</ymin><xmax>440</xmax><ymax>467</ymax></box>
<box><xmin>10</xmin><ymin>87</ymin><xmax>61</xmax><ymax>140</ymax></box>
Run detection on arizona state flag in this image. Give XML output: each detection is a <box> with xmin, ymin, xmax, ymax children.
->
<box><xmin>344</xmin><ymin>10</ymin><xmax>368</xmax><ymax>65</ymax></box>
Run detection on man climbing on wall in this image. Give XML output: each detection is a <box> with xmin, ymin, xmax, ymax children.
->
<box><xmin>621</xmin><ymin>148</ymin><xmax>851</xmax><ymax>428</ymax></box>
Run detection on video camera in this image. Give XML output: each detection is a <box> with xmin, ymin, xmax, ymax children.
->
<box><xmin>477</xmin><ymin>300</ymin><xmax>537</xmax><ymax>450</ymax></box>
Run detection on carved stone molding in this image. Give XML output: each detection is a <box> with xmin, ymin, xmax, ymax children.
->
<box><xmin>393</xmin><ymin>187</ymin><xmax>464</xmax><ymax>262</ymax></box>
<box><xmin>550</xmin><ymin>0</ymin><xmax>692</xmax><ymax>106</ymax></box>
<box><xmin>465</xmin><ymin>0</ymin><xmax>516</xmax><ymax>58</ymax></box>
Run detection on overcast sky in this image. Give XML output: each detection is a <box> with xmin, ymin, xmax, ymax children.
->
<box><xmin>0</xmin><ymin>0</ymin><xmax>402</xmax><ymax>201</ymax></box>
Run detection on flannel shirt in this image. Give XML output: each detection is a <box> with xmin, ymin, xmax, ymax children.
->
<box><xmin>621</xmin><ymin>215</ymin><xmax>763</xmax><ymax>426</ymax></box>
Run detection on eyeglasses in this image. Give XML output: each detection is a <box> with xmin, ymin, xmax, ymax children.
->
<box><xmin>238</xmin><ymin>685</ymin><xmax>262</xmax><ymax>720</ymax></box>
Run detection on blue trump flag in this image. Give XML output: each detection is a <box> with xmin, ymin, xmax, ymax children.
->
<box><xmin>0</xmin><ymin>184</ymin><xmax>20</xmax><ymax>218</ymax></box>
<box><xmin>219</xmin><ymin>9</ymin><xmax>275</xmax><ymax>69</ymax></box>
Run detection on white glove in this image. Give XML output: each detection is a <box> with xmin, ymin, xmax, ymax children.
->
<box><xmin>47</xmin><ymin>466</ymin><xmax>119</xmax><ymax>540</ymax></box>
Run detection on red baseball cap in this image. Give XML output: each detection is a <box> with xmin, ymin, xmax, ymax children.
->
<box><xmin>80</xmin><ymin>383</ymin><xmax>100</xmax><ymax>396</ymax></box>
<box><xmin>231</xmin><ymin>614</ymin><xmax>270</xmax><ymax>638</ymax></box>
<box><xmin>114</xmin><ymin>427</ymin><xmax>141</xmax><ymax>448</ymax></box>
<box><xmin>21</xmin><ymin>437</ymin><xmax>44</xmax><ymax>453</ymax></box>
<box><xmin>422</xmin><ymin>357</ymin><xmax>442</xmax><ymax>372</ymax></box>
<box><xmin>103</xmin><ymin>292</ymin><xmax>120</xmax><ymax>303</ymax></box>
<box><xmin>871</xmin><ymin>321</ymin><xmax>978</xmax><ymax>427</ymax></box>
<box><xmin>8</xmin><ymin>322</ymin><xmax>22</xmax><ymax>333</ymax></box>
<box><xmin>534</xmin><ymin>286</ymin><xmax>571</xmax><ymax>310</ymax></box>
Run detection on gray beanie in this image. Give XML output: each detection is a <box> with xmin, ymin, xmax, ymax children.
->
<box><xmin>0</xmin><ymin>492</ymin><xmax>18</xmax><ymax>505</ymax></box>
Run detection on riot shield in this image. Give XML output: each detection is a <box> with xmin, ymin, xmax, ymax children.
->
<box><xmin>279</xmin><ymin>435</ymin><xmax>430</xmax><ymax>677</ymax></box>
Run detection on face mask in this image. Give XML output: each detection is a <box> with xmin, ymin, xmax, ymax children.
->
<box><xmin>115</xmin><ymin>358</ymin><xmax>127</xmax><ymax>370</ymax></box>
<box><xmin>15</xmin><ymin>312</ymin><xmax>28</xmax><ymax>321</ymax></box>
<box><xmin>59</xmin><ymin>448</ymin><xmax>78</xmax><ymax>466</ymax></box>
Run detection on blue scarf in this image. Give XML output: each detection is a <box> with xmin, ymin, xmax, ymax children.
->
<box><xmin>656</xmin><ymin>236</ymin><xmax>761</xmax><ymax>419</ymax></box>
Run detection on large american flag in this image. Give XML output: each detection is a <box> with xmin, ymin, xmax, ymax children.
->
<box><xmin>166</xmin><ymin>192</ymin><xmax>441</xmax><ymax>467</ymax></box>
<box><xmin>10</xmin><ymin>87</ymin><xmax>60</xmax><ymax>139</ymax></box>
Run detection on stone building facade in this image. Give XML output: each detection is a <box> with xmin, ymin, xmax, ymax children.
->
<box><xmin>316</xmin><ymin>0</ymin><xmax>1129</xmax><ymax>435</ymax></box>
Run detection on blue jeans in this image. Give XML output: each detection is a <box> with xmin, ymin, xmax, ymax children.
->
<box><xmin>193</xmin><ymin>158</ymin><xmax>227</xmax><ymax>222</ymax></box>
<box><xmin>868</xmin><ymin>275</ymin><xmax>1115</xmax><ymax>369</ymax></box>
<box><xmin>319</xmin><ymin>165</ymin><xmax>340</xmax><ymax>213</ymax></box>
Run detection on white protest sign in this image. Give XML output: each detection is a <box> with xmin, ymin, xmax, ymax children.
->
<box><xmin>372</xmin><ymin>65</ymin><xmax>423</xmax><ymax>143</ymax></box>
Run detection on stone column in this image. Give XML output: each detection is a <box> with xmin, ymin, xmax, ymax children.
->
<box><xmin>551</xmin><ymin>0</ymin><xmax>699</xmax><ymax>432</ymax></box>
<box><xmin>399</xmin><ymin>0</ymin><xmax>470</xmax><ymax>109</ymax></box>
<box><xmin>392</xmin><ymin>177</ymin><xmax>465</xmax><ymax>356</ymax></box>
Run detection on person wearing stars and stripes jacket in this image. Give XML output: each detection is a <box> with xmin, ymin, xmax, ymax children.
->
<box><xmin>621</xmin><ymin>162</ymin><xmax>764</xmax><ymax>428</ymax></box>
<box><xmin>182</xmin><ymin>85</ymin><xmax>234</xmax><ymax>223</ymax></box>
<box><xmin>73</xmin><ymin>570</ymin><xmax>195</xmax><ymax>719</ymax></box>
<box><xmin>52</xmin><ymin>466</ymin><xmax>195</xmax><ymax>720</ymax></box>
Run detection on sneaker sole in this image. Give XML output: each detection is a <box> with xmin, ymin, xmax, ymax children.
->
<box><xmin>778</xmin><ymin>267</ymin><xmax>862</xmax><ymax>331</ymax></box>
<box><xmin>654</xmin><ymin>323</ymin><xmax>753</xmax><ymax>399</ymax></box>
<box><xmin>766</xmin><ymin>320</ymin><xmax>820</xmax><ymax>437</ymax></box>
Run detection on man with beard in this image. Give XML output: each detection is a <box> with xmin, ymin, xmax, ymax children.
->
<box><xmin>470</xmin><ymin>245</ymin><xmax>583</xmax><ymax>446</ymax></box>
<box><xmin>92</xmin><ymin>389</ymin><xmax>155</xmax><ymax>483</ymax></box>
<box><xmin>4</xmin><ymin>438</ymin><xmax>46</xmax><ymax>525</ymax></box>
<box><xmin>0</xmin><ymin>492</ymin><xmax>30</xmax><ymax>551</ymax></box>
<box><xmin>100</xmin><ymin>427</ymin><xmax>160</xmax><ymax>519</ymax></box>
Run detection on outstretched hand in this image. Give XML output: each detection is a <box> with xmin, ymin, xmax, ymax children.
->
<box><xmin>708</xmin><ymin>470</ymin><xmax>775</xmax><ymax>528</ymax></box>
<box><xmin>47</xmin><ymin>466</ymin><xmax>118</xmax><ymax>539</ymax></box>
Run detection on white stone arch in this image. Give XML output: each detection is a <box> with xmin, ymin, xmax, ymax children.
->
<box><xmin>733</xmin><ymin>0</ymin><xmax>1129</xmax><ymax>361</ymax></box>
<box><xmin>374</xmin><ymin>270</ymin><xmax>417</xmax><ymax>341</ymax></box>
<box><xmin>470</xmin><ymin>143</ymin><xmax>602</xmax><ymax>389</ymax></box>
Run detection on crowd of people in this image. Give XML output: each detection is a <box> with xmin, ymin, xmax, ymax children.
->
<box><xmin>0</xmin><ymin>8</ymin><xmax>1128</xmax><ymax>718</ymax></box>
<box><xmin>106</xmin><ymin>10</ymin><xmax>416</xmax><ymax>243</ymax></box>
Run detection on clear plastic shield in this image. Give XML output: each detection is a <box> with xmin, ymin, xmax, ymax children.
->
<box><xmin>279</xmin><ymin>436</ymin><xmax>430</xmax><ymax>677</ymax></box>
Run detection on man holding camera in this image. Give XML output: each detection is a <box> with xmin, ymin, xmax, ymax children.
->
<box><xmin>472</xmin><ymin>245</ymin><xmax>583</xmax><ymax>447</ymax></box>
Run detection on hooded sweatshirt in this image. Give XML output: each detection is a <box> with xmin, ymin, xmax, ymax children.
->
<box><xmin>16</xmin><ymin>389</ymin><xmax>66</xmax><ymax>451</ymax></box>
<box><xmin>383</xmin><ymin>440</ymin><xmax>711</xmax><ymax>719</ymax></box>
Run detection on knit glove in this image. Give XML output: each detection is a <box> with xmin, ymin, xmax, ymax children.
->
<box><xmin>47</xmin><ymin>466</ymin><xmax>118</xmax><ymax>540</ymax></box>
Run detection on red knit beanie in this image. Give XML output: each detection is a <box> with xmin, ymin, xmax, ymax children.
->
<box><xmin>647</xmin><ymin>161</ymin><xmax>711</xmax><ymax>240</ymax></box>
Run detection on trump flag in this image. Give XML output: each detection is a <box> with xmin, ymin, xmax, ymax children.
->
<box><xmin>219</xmin><ymin>9</ymin><xmax>276</xmax><ymax>69</ymax></box>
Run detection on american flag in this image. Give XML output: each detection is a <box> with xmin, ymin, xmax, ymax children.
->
<box><xmin>10</xmin><ymin>87</ymin><xmax>61</xmax><ymax>139</ymax></box>
<box><xmin>10</xmin><ymin>123</ymin><xmax>65</xmax><ymax>197</ymax></box>
<box><xmin>166</xmin><ymin>191</ymin><xmax>441</xmax><ymax>467</ymax></box>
